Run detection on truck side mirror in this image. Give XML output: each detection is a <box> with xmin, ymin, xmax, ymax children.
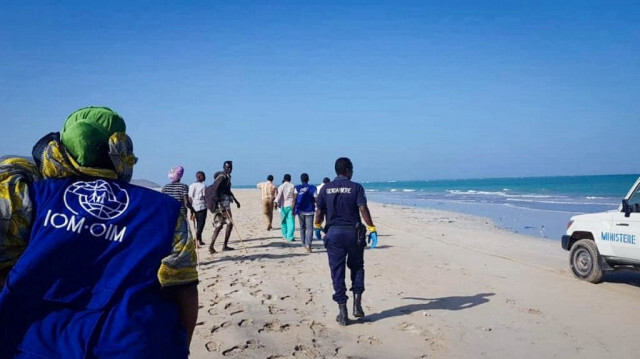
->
<box><xmin>623</xmin><ymin>199</ymin><xmax>631</xmax><ymax>217</ymax></box>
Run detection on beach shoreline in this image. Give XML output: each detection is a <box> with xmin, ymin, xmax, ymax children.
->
<box><xmin>190</xmin><ymin>189</ymin><xmax>640</xmax><ymax>358</ymax></box>
<box><xmin>366</xmin><ymin>193</ymin><xmax>579</xmax><ymax>240</ymax></box>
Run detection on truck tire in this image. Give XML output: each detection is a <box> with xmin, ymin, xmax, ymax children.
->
<box><xmin>569</xmin><ymin>239</ymin><xmax>604</xmax><ymax>283</ymax></box>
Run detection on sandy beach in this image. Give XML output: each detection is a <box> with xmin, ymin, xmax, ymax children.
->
<box><xmin>189</xmin><ymin>189</ymin><xmax>640</xmax><ymax>358</ymax></box>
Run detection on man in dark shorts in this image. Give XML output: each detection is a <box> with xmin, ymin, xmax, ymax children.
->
<box><xmin>208</xmin><ymin>161</ymin><xmax>241</xmax><ymax>253</ymax></box>
<box><xmin>314</xmin><ymin>157</ymin><xmax>378</xmax><ymax>326</ymax></box>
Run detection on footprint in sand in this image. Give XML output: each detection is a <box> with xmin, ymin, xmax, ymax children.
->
<box><xmin>205</xmin><ymin>341</ymin><xmax>220</xmax><ymax>352</ymax></box>
<box><xmin>396</xmin><ymin>322</ymin><xmax>447</xmax><ymax>352</ymax></box>
<box><xmin>292</xmin><ymin>344</ymin><xmax>320</xmax><ymax>357</ymax></box>
<box><xmin>395</xmin><ymin>321</ymin><xmax>426</xmax><ymax>336</ymax></box>
<box><xmin>268</xmin><ymin>305</ymin><xmax>285</xmax><ymax>315</ymax></box>
<box><xmin>237</xmin><ymin>319</ymin><xmax>253</xmax><ymax>327</ymax></box>
<box><xmin>302</xmin><ymin>320</ymin><xmax>327</xmax><ymax>337</ymax></box>
<box><xmin>205</xmin><ymin>274</ymin><xmax>221</xmax><ymax>281</ymax></box>
<box><xmin>257</xmin><ymin>320</ymin><xmax>290</xmax><ymax>333</ymax></box>
<box><xmin>304</xmin><ymin>288</ymin><xmax>314</xmax><ymax>305</ymax></box>
<box><xmin>210</xmin><ymin>321</ymin><xmax>231</xmax><ymax>333</ymax></box>
<box><xmin>425</xmin><ymin>333</ymin><xmax>447</xmax><ymax>352</ymax></box>
<box><xmin>248</xmin><ymin>280</ymin><xmax>262</xmax><ymax>289</ymax></box>
<box><xmin>222</xmin><ymin>340</ymin><xmax>264</xmax><ymax>357</ymax></box>
<box><xmin>527</xmin><ymin>308</ymin><xmax>542</xmax><ymax>315</ymax></box>
<box><xmin>223</xmin><ymin>289</ymin><xmax>239</xmax><ymax>297</ymax></box>
<box><xmin>357</xmin><ymin>335</ymin><xmax>382</xmax><ymax>345</ymax></box>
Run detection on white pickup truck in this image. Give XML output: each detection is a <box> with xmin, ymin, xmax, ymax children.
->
<box><xmin>562</xmin><ymin>177</ymin><xmax>640</xmax><ymax>283</ymax></box>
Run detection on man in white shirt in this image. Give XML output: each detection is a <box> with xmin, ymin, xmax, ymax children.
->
<box><xmin>315</xmin><ymin>177</ymin><xmax>330</xmax><ymax>198</ymax></box>
<box><xmin>275</xmin><ymin>174</ymin><xmax>296</xmax><ymax>241</ymax></box>
<box><xmin>188</xmin><ymin>171</ymin><xmax>207</xmax><ymax>246</ymax></box>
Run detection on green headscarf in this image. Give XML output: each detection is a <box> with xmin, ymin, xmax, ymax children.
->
<box><xmin>60</xmin><ymin>106</ymin><xmax>126</xmax><ymax>168</ymax></box>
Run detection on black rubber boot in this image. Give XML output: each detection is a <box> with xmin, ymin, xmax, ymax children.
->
<box><xmin>336</xmin><ymin>303</ymin><xmax>349</xmax><ymax>326</ymax></box>
<box><xmin>353</xmin><ymin>293</ymin><xmax>364</xmax><ymax>318</ymax></box>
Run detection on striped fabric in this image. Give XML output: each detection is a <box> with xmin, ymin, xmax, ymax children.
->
<box><xmin>162</xmin><ymin>182</ymin><xmax>189</xmax><ymax>217</ymax></box>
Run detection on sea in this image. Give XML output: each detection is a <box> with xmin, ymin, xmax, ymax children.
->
<box><xmin>361</xmin><ymin>174</ymin><xmax>639</xmax><ymax>240</ymax></box>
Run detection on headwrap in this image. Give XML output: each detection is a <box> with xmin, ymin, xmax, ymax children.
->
<box><xmin>168</xmin><ymin>166</ymin><xmax>184</xmax><ymax>182</ymax></box>
<box><xmin>60</xmin><ymin>106</ymin><xmax>126</xmax><ymax>168</ymax></box>
<box><xmin>32</xmin><ymin>106</ymin><xmax>137</xmax><ymax>182</ymax></box>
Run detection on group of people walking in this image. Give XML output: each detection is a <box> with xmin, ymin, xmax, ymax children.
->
<box><xmin>162</xmin><ymin>161</ymin><xmax>241</xmax><ymax>254</ymax></box>
<box><xmin>258</xmin><ymin>174</ymin><xmax>331</xmax><ymax>253</ymax></box>
<box><xmin>0</xmin><ymin>105</ymin><xmax>380</xmax><ymax>358</ymax></box>
<box><xmin>167</xmin><ymin>160</ymin><xmax>381</xmax><ymax>327</ymax></box>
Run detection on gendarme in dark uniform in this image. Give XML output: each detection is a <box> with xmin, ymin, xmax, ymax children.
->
<box><xmin>315</xmin><ymin>157</ymin><xmax>377</xmax><ymax>326</ymax></box>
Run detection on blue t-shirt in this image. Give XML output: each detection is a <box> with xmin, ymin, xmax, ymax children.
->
<box><xmin>295</xmin><ymin>183</ymin><xmax>317</xmax><ymax>214</ymax></box>
<box><xmin>316</xmin><ymin>175</ymin><xmax>367</xmax><ymax>228</ymax></box>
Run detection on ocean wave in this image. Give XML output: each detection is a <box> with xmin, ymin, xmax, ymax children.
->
<box><xmin>447</xmin><ymin>189</ymin><xmax>507</xmax><ymax>196</ymax></box>
<box><xmin>402</xmin><ymin>189</ymin><xmax>416</xmax><ymax>192</ymax></box>
<box><xmin>506</xmin><ymin>198</ymin><xmax>618</xmax><ymax>206</ymax></box>
<box><xmin>446</xmin><ymin>189</ymin><xmax>552</xmax><ymax>198</ymax></box>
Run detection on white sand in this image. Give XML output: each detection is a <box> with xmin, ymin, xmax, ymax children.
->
<box><xmin>189</xmin><ymin>189</ymin><xmax>640</xmax><ymax>358</ymax></box>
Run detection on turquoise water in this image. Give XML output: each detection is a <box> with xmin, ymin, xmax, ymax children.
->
<box><xmin>362</xmin><ymin>174</ymin><xmax>639</xmax><ymax>240</ymax></box>
<box><xmin>240</xmin><ymin>175</ymin><xmax>639</xmax><ymax>239</ymax></box>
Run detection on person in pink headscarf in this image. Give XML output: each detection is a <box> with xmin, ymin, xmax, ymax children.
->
<box><xmin>162</xmin><ymin>165</ymin><xmax>194</xmax><ymax>219</ymax></box>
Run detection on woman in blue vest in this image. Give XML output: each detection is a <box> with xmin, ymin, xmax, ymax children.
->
<box><xmin>0</xmin><ymin>107</ymin><xmax>199</xmax><ymax>358</ymax></box>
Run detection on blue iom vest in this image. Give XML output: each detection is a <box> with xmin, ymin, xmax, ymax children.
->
<box><xmin>294</xmin><ymin>184</ymin><xmax>316</xmax><ymax>213</ymax></box>
<box><xmin>0</xmin><ymin>177</ymin><xmax>188</xmax><ymax>358</ymax></box>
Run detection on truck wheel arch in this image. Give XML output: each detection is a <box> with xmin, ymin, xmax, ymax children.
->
<box><xmin>567</xmin><ymin>231</ymin><xmax>595</xmax><ymax>250</ymax></box>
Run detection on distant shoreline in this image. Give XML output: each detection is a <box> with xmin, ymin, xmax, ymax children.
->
<box><xmin>234</xmin><ymin>188</ymin><xmax>576</xmax><ymax>240</ymax></box>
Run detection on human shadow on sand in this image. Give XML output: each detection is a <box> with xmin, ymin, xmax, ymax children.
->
<box><xmin>234</xmin><ymin>236</ymin><xmax>282</xmax><ymax>243</ymax></box>
<box><xmin>368</xmin><ymin>244</ymin><xmax>392</xmax><ymax>249</ymax></box>
<box><xmin>363</xmin><ymin>293</ymin><xmax>495</xmax><ymax>323</ymax></box>
<box><xmin>199</xmin><ymin>252</ymin><xmax>307</xmax><ymax>265</ymax></box>
<box><xmin>249</xmin><ymin>241</ymin><xmax>305</xmax><ymax>249</ymax></box>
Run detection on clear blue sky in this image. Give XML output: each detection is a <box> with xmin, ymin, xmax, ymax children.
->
<box><xmin>1</xmin><ymin>1</ymin><xmax>639</xmax><ymax>186</ymax></box>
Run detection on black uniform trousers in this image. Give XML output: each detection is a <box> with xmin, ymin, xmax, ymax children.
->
<box><xmin>325</xmin><ymin>226</ymin><xmax>365</xmax><ymax>304</ymax></box>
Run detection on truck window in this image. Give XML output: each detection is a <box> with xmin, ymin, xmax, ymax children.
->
<box><xmin>628</xmin><ymin>186</ymin><xmax>640</xmax><ymax>211</ymax></box>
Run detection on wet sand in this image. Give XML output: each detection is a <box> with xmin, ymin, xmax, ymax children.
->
<box><xmin>189</xmin><ymin>189</ymin><xmax>640</xmax><ymax>358</ymax></box>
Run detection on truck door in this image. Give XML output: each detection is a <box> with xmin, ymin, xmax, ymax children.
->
<box><xmin>610</xmin><ymin>179</ymin><xmax>640</xmax><ymax>260</ymax></box>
